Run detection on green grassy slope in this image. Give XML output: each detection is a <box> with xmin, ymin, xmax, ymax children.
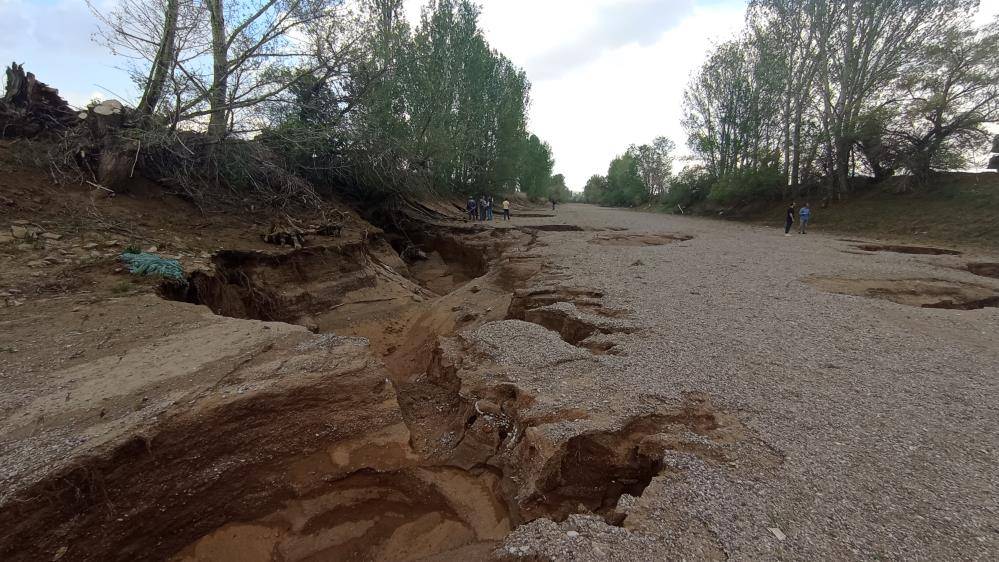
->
<box><xmin>700</xmin><ymin>173</ymin><xmax>999</xmax><ymax>250</ymax></box>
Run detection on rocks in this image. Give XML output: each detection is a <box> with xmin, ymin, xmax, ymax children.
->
<box><xmin>10</xmin><ymin>225</ymin><xmax>29</xmax><ymax>239</ymax></box>
<box><xmin>42</xmin><ymin>232</ymin><xmax>62</xmax><ymax>240</ymax></box>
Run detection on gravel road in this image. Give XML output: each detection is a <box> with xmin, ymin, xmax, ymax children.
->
<box><xmin>493</xmin><ymin>204</ymin><xmax>999</xmax><ymax>560</ymax></box>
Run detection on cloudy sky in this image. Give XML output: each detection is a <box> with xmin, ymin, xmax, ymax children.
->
<box><xmin>2</xmin><ymin>0</ymin><xmax>999</xmax><ymax>189</ymax></box>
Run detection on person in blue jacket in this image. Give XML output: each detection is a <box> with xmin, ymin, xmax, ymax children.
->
<box><xmin>799</xmin><ymin>202</ymin><xmax>811</xmax><ymax>234</ymax></box>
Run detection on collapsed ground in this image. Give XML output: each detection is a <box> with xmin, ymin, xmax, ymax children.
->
<box><xmin>2</xmin><ymin>151</ymin><xmax>999</xmax><ymax>561</ymax></box>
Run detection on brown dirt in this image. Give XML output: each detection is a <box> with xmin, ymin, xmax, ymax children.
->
<box><xmin>967</xmin><ymin>262</ymin><xmax>999</xmax><ymax>279</ymax></box>
<box><xmin>806</xmin><ymin>276</ymin><xmax>999</xmax><ymax>309</ymax></box>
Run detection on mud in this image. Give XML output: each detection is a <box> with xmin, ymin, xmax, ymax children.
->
<box><xmin>852</xmin><ymin>243</ymin><xmax>962</xmax><ymax>255</ymax></box>
<box><xmin>807</xmin><ymin>276</ymin><xmax>999</xmax><ymax>310</ymax></box>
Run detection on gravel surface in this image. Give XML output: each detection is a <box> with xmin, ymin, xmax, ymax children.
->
<box><xmin>491</xmin><ymin>204</ymin><xmax>999</xmax><ymax>560</ymax></box>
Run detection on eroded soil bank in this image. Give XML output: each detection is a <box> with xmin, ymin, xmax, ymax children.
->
<box><xmin>8</xmin><ymin>178</ymin><xmax>999</xmax><ymax>561</ymax></box>
<box><xmin>2</xmin><ymin>198</ymin><xmax>765</xmax><ymax>562</ymax></box>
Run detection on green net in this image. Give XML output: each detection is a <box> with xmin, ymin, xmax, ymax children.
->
<box><xmin>120</xmin><ymin>252</ymin><xmax>185</xmax><ymax>281</ymax></box>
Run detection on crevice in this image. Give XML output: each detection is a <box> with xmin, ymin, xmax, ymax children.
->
<box><xmin>853</xmin><ymin>243</ymin><xmax>962</xmax><ymax>255</ymax></box>
<box><xmin>967</xmin><ymin>262</ymin><xmax>999</xmax><ymax>280</ymax></box>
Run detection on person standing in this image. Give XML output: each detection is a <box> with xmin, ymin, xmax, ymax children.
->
<box><xmin>799</xmin><ymin>203</ymin><xmax>811</xmax><ymax>234</ymax></box>
<box><xmin>467</xmin><ymin>196</ymin><xmax>477</xmax><ymax>221</ymax></box>
<box><xmin>551</xmin><ymin>197</ymin><xmax>557</xmax><ymax>211</ymax></box>
<box><xmin>478</xmin><ymin>195</ymin><xmax>488</xmax><ymax>221</ymax></box>
<box><xmin>784</xmin><ymin>202</ymin><xmax>795</xmax><ymax>236</ymax></box>
<box><xmin>486</xmin><ymin>196</ymin><xmax>494</xmax><ymax>221</ymax></box>
<box><xmin>502</xmin><ymin>198</ymin><xmax>511</xmax><ymax>220</ymax></box>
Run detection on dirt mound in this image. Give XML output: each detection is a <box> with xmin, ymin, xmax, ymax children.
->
<box><xmin>807</xmin><ymin>276</ymin><xmax>999</xmax><ymax>309</ymax></box>
<box><xmin>589</xmin><ymin>232</ymin><xmax>692</xmax><ymax>246</ymax></box>
<box><xmin>853</xmin><ymin>243</ymin><xmax>961</xmax><ymax>255</ymax></box>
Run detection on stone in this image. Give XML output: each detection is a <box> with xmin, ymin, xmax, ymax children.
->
<box><xmin>10</xmin><ymin>225</ymin><xmax>28</xmax><ymax>238</ymax></box>
<box><xmin>16</xmin><ymin>243</ymin><xmax>33</xmax><ymax>251</ymax></box>
<box><xmin>104</xmin><ymin>240</ymin><xmax>118</xmax><ymax>247</ymax></box>
<box><xmin>11</xmin><ymin>220</ymin><xmax>29</xmax><ymax>225</ymax></box>
<box><xmin>42</xmin><ymin>232</ymin><xmax>62</xmax><ymax>240</ymax></box>
<box><xmin>26</xmin><ymin>260</ymin><xmax>46</xmax><ymax>268</ymax></box>
<box><xmin>144</xmin><ymin>246</ymin><xmax>158</xmax><ymax>253</ymax></box>
<box><xmin>82</xmin><ymin>242</ymin><xmax>99</xmax><ymax>249</ymax></box>
<box><xmin>0</xmin><ymin>234</ymin><xmax>13</xmax><ymax>244</ymax></box>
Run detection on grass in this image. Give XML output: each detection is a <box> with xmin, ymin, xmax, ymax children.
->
<box><xmin>111</xmin><ymin>280</ymin><xmax>135</xmax><ymax>294</ymax></box>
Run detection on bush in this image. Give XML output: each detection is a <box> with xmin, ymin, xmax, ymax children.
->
<box><xmin>662</xmin><ymin>167</ymin><xmax>711</xmax><ymax>210</ymax></box>
<box><xmin>706</xmin><ymin>165</ymin><xmax>782</xmax><ymax>206</ymax></box>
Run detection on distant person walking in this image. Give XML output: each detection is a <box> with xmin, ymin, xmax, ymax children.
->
<box><xmin>551</xmin><ymin>197</ymin><xmax>557</xmax><ymax>211</ymax></box>
<box><xmin>502</xmin><ymin>198</ymin><xmax>511</xmax><ymax>220</ymax></box>
<box><xmin>467</xmin><ymin>196</ymin><xmax>477</xmax><ymax>221</ymax></box>
<box><xmin>784</xmin><ymin>202</ymin><xmax>795</xmax><ymax>236</ymax></box>
<box><xmin>478</xmin><ymin>196</ymin><xmax>488</xmax><ymax>221</ymax></box>
<box><xmin>799</xmin><ymin>203</ymin><xmax>811</xmax><ymax>234</ymax></box>
<box><xmin>486</xmin><ymin>196</ymin><xmax>494</xmax><ymax>221</ymax></box>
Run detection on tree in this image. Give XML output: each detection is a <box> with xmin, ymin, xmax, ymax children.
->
<box><xmin>548</xmin><ymin>173</ymin><xmax>571</xmax><ymax>202</ymax></box>
<box><xmin>628</xmin><ymin>136</ymin><xmax>676</xmax><ymax>200</ymax></box>
<box><xmin>893</xmin><ymin>21</ymin><xmax>999</xmax><ymax>181</ymax></box>
<box><xmin>812</xmin><ymin>0</ymin><xmax>975</xmax><ymax>195</ymax></box>
<box><xmin>582</xmin><ymin>174</ymin><xmax>607</xmax><ymax>204</ymax></box>
<box><xmin>518</xmin><ymin>134</ymin><xmax>554</xmax><ymax>199</ymax></box>
<box><xmin>604</xmin><ymin>153</ymin><xmax>645</xmax><ymax>206</ymax></box>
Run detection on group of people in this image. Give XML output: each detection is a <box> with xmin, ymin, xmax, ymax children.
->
<box><xmin>784</xmin><ymin>202</ymin><xmax>812</xmax><ymax>235</ymax></box>
<box><xmin>466</xmin><ymin>195</ymin><xmax>511</xmax><ymax>221</ymax></box>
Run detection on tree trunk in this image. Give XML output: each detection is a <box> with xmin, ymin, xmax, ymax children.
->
<box><xmin>207</xmin><ymin>0</ymin><xmax>229</xmax><ymax>139</ymax></box>
<box><xmin>137</xmin><ymin>0</ymin><xmax>180</xmax><ymax>115</ymax></box>
<box><xmin>834</xmin><ymin>138</ymin><xmax>851</xmax><ymax>199</ymax></box>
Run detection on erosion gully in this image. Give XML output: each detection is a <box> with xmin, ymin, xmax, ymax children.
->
<box><xmin>1</xmin><ymin>219</ymin><xmax>731</xmax><ymax>562</ymax></box>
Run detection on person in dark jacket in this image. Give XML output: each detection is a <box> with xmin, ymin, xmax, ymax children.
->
<box><xmin>784</xmin><ymin>203</ymin><xmax>795</xmax><ymax>236</ymax></box>
<box><xmin>466</xmin><ymin>196</ymin><xmax>477</xmax><ymax>221</ymax></box>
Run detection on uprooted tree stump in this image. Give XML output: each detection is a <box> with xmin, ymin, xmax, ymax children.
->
<box><xmin>0</xmin><ymin>62</ymin><xmax>77</xmax><ymax>137</ymax></box>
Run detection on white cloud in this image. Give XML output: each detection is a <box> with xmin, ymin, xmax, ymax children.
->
<box><xmin>472</xmin><ymin>0</ymin><xmax>746</xmax><ymax>188</ymax></box>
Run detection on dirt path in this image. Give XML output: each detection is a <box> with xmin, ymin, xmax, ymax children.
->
<box><xmin>2</xmin><ymin>197</ymin><xmax>998</xmax><ymax>561</ymax></box>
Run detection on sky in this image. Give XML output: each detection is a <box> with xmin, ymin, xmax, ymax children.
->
<box><xmin>2</xmin><ymin>0</ymin><xmax>999</xmax><ymax>189</ymax></box>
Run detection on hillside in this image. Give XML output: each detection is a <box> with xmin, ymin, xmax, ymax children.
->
<box><xmin>716</xmin><ymin>173</ymin><xmax>999</xmax><ymax>249</ymax></box>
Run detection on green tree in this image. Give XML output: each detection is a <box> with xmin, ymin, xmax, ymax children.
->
<box><xmin>548</xmin><ymin>173</ymin><xmax>571</xmax><ymax>202</ymax></box>
<box><xmin>893</xmin><ymin>22</ymin><xmax>999</xmax><ymax>181</ymax></box>
<box><xmin>628</xmin><ymin>136</ymin><xmax>676</xmax><ymax>200</ymax></box>
<box><xmin>604</xmin><ymin>153</ymin><xmax>645</xmax><ymax>206</ymax></box>
<box><xmin>582</xmin><ymin>174</ymin><xmax>608</xmax><ymax>204</ymax></box>
<box><xmin>518</xmin><ymin>134</ymin><xmax>555</xmax><ymax>199</ymax></box>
